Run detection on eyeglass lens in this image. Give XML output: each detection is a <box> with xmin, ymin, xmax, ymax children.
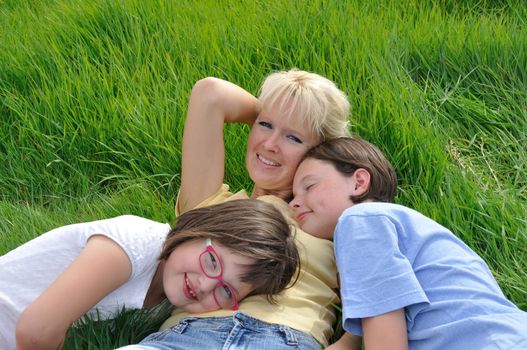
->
<box><xmin>199</xmin><ymin>248</ymin><xmax>236</xmax><ymax>309</ymax></box>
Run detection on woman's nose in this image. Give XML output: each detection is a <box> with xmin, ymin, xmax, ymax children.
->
<box><xmin>263</xmin><ymin>132</ymin><xmax>280</xmax><ymax>151</ymax></box>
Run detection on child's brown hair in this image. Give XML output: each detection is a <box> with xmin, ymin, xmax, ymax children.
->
<box><xmin>159</xmin><ymin>199</ymin><xmax>300</xmax><ymax>302</ymax></box>
<box><xmin>303</xmin><ymin>137</ymin><xmax>397</xmax><ymax>203</ymax></box>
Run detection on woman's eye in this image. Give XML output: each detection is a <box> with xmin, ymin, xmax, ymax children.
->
<box><xmin>286</xmin><ymin>134</ymin><xmax>303</xmax><ymax>144</ymax></box>
<box><xmin>258</xmin><ymin>121</ymin><xmax>272</xmax><ymax>129</ymax></box>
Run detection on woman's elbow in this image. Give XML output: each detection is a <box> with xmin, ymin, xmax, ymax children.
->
<box><xmin>193</xmin><ymin>76</ymin><xmax>221</xmax><ymax>91</ymax></box>
<box><xmin>191</xmin><ymin>77</ymin><xmax>225</xmax><ymax>107</ymax></box>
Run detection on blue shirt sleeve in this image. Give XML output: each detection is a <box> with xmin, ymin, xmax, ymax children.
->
<box><xmin>334</xmin><ymin>210</ymin><xmax>429</xmax><ymax>336</ymax></box>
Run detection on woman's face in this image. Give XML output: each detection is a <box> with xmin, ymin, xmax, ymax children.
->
<box><xmin>246</xmin><ymin>103</ymin><xmax>320</xmax><ymax>193</ymax></box>
<box><xmin>162</xmin><ymin>239</ymin><xmax>254</xmax><ymax>314</ymax></box>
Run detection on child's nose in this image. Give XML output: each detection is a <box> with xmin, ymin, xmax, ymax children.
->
<box><xmin>289</xmin><ymin>197</ymin><xmax>301</xmax><ymax>209</ymax></box>
<box><xmin>199</xmin><ymin>275</ymin><xmax>219</xmax><ymax>295</ymax></box>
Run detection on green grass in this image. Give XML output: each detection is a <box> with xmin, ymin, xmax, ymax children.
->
<box><xmin>63</xmin><ymin>303</ymin><xmax>172</xmax><ymax>349</ymax></box>
<box><xmin>1</xmin><ymin>0</ymin><xmax>526</xmax><ymax>347</ymax></box>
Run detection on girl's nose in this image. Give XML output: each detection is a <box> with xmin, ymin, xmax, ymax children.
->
<box><xmin>198</xmin><ymin>274</ymin><xmax>219</xmax><ymax>295</ymax></box>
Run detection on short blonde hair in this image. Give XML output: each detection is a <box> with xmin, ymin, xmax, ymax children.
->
<box><xmin>258</xmin><ymin>69</ymin><xmax>351</xmax><ymax>141</ymax></box>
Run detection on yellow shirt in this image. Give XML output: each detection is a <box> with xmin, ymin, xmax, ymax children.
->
<box><xmin>162</xmin><ymin>184</ymin><xmax>339</xmax><ymax>346</ymax></box>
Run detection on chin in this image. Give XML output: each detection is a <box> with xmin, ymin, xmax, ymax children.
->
<box><xmin>185</xmin><ymin>305</ymin><xmax>218</xmax><ymax>314</ymax></box>
<box><xmin>303</xmin><ymin>226</ymin><xmax>327</xmax><ymax>239</ymax></box>
<box><xmin>178</xmin><ymin>304</ymin><xmax>198</xmax><ymax>313</ymax></box>
<box><xmin>252</xmin><ymin>176</ymin><xmax>278</xmax><ymax>190</ymax></box>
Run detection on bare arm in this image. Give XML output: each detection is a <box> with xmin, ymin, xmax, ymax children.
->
<box><xmin>362</xmin><ymin>308</ymin><xmax>407</xmax><ymax>350</ymax></box>
<box><xmin>16</xmin><ymin>235</ymin><xmax>132</xmax><ymax>350</ymax></box>
<box><xmin>326</xmin><ymin>332</ymin><xmax>362</xmax><ymax>350</ymax></box>
<box><xmin>178</xmin><ymin>77</ymin><xmax>259</xmax><ymax>213</ymax></box>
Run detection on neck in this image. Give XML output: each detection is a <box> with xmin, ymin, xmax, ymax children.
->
<box><xmin>251</xmin><ymin>186</ymin><xmax>293</xmax><ymax>202</ymax></box>
<box><xmin>143</xmin><ymin>260</ymin><xmax>166</xmax><ymax>308</ymax></box>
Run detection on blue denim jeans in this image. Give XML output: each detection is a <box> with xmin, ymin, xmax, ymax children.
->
<box><xmin>116</xmin><ymin>312</ymin><xmax>322</xmax><ymax>350</ymax></box>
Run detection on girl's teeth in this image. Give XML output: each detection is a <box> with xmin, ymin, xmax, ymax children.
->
<box><xmin>185</xmin><ymin>276</ymin><xmax>196</xmax><ymax>298</ymax></box>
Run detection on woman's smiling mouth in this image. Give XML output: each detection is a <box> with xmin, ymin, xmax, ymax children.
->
<box><xmin>257</xmin><ymin>154</ymin><xmax>280</xmax><ymax>167</ymax></box>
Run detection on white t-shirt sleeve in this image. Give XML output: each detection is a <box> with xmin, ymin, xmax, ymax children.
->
<box><xmin>74</xmin><ymin>215</ymin><xmax>170</xmax><ymax>279</ymax></box>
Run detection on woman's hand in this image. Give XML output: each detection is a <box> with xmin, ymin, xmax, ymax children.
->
<box><xmin>16</xmin><ymin>235</ymin><xmax>131</xmax><ymax>350</ymax></box>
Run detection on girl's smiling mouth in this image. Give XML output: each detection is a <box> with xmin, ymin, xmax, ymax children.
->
<box><xmin>183</xmin><ymin>273</ymin><xmax>197</xmax><ymax>300</ymax></box>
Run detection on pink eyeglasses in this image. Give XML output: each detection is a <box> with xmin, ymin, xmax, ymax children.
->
<box><xmin>199</xmin><ymin>238</ymin><xmax>239</xmax><ymax>310</ymax></box>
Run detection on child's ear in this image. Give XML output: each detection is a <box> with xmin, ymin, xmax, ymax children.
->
<box><xmin>352</xmin><ymin>168</ymin><xmax>371</xmax><ymax>196</ymax></box>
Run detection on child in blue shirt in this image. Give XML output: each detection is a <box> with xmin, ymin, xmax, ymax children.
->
<box><xmin>290</xmin><ymin>137</ymin><xmax>527</xmax><ymax>350</ymax></box>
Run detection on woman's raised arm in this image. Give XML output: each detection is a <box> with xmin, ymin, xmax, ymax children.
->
<box><xmin>178</xmin><ymin>77</ymin><xmax>259</xmax><ymax>213</ymax></box>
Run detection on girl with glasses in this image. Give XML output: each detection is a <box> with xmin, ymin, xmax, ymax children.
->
<box><xmin>1</xmin><ymin>199</ymin><xmax>299</xmax><ymax>350</ymax></box>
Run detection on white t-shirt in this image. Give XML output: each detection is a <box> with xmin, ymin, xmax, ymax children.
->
<box><xmin>0</xmin><ymin>215</ymin><xmax>170</xmax><ymax>350</ymax></box>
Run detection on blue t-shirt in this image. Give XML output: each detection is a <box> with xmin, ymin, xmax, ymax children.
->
<box><xmin>334</xmin><ymin>202</ymin><xmax>527</xmax><ymax>350</ymax></box>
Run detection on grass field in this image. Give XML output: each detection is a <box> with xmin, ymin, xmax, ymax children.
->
<box><xmin>1</xmin><ymin>0</ymin><xmax>526</xmax><ymax>348</ymax></box>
